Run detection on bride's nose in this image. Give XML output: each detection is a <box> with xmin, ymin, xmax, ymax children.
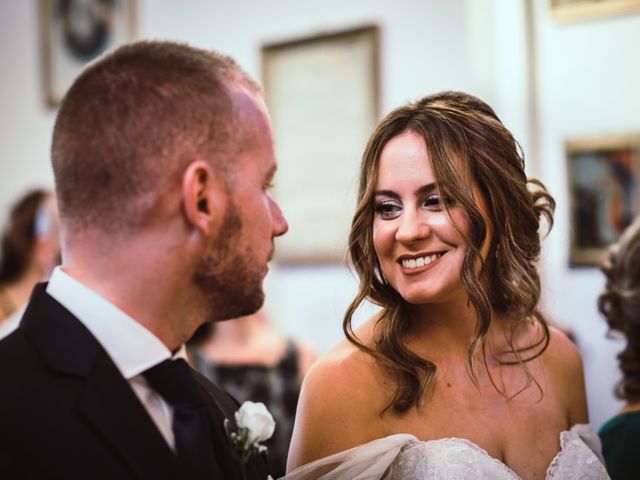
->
<box><xmin>395</xmin><ymin>211</ymin><xmax>431</xmax><ymax>243</ymax></box>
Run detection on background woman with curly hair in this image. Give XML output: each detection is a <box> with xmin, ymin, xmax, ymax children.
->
<box><xmin>284</xmin><ymin>91</ymin><xmax>608</xmax><ymax>479</ymax></box>
<box><xmin>598</xmin><ymin>217</ymin><xmax>640</xmax><ymax>478</ymax></box>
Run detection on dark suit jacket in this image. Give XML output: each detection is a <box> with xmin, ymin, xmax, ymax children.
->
<box><xmin>0</xmin><ymin>284</ymin><xmax>269</xmax><ymax>480</ymax></box>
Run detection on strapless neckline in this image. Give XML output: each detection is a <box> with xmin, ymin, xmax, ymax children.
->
<box><xmin>406</xmin><ymin>428</ymin><xmax>575</xmax><ymax>479</ymax></box>
<box><xmin>281</xmin><ymin>423</ymin><xmax>609</xmax><ymax>479</ymax></box>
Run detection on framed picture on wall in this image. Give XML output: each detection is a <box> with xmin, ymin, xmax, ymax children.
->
<box><xmin>550</xmin><ymin>0</ymin><xmax>640</xmax><ymax>21</ymax></box>
<box><xmin>567</xmin><ymin>133</ymin><xmax>640</xmax><ymax>266</ymax></box>
<box><xmin>262</xmin><ymin>25</ymin><xmax>379</xmax><ymax>263</ymax></box>
<box><xmin>40</xmin><ymin>0</ymin><xmax>136</xmax><ymax>106</ymax></box>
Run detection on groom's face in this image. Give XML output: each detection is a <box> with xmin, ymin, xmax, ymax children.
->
<box><xmin>192</xmin><ymin>87</ymin><xmax>287</xmax><ymax>321</ymax></box>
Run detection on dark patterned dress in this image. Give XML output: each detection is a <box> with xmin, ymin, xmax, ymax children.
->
<box><xmin>190</xmin><ymin>341</ymin><xmax>301</xmax><ymax>478</ymax></box>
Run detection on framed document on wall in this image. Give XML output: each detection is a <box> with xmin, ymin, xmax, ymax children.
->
<box><xmin>567</xmin><ymin>133</ymin><xmax>640</xmax><ymax>266</ymax></box>
<box><xmin>262</xmin><ymin>25</ymin><xmax>379</xmax><ymax>263</ymax></box>
<box><xmin>40</xmin><ymin>0</ymin><xmax>136</xmax><ymax>106</ymax></box>
<box><xmin>550</xmin><ymin>0</ymin><xmax>640</xmax><ymax>21</ymax></box>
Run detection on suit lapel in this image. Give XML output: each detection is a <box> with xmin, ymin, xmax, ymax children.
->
<box><xmin>190</xmin><ymin>370</ymin><xmax>240</xmax><ymax>478</ymax></box>
<box><xmin>79</xmin><ymin>352</ymin><xmax>178</xmax><ymax>479</ymax></box>
<box><xmin>193</xmin><ymin>370</ymin><xmax>270</xmax><ymax>480</ymax></box>
<box><xmin>21</xmin><ymin>285</ymin><xmax>178</xmax><ymax>479</ymax></box>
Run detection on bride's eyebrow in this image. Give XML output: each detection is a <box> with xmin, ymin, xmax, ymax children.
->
<box><xmin>414</xmin><ymin>183</ymin><xmax>438</xmax><ymax>197</ymax></box>
<box><xmin>373</xmin><ymin>189</ymin><xmax>400</xmax><ymax>200</ymax></box>
<box><xmin>374</xmin><ymin>183</ymin><xmax>438</xmax><ymax>199</ymax></box>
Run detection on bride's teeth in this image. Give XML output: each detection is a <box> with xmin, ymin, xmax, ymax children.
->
<box><xmin>402</xmin><ymin>253</ymin><xmax>444</xmax><ymax>269</ymax></box>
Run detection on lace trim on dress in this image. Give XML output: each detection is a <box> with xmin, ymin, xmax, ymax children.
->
<box><xmin>543</xmin><ymin>423</ymin><xmax>607</xmax><ymax>480</ymax></box>
<box><xmin>281</xmin><ymin>424</ymin><xmax>609</xmax><ymax>480</ymax></box>
<box><xmin>421</xmin><ymin>437</ymin><xmax>518</xmax><ymax>478</ymax></box>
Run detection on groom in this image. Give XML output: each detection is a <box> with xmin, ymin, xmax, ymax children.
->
<box><xmin>0</xmin><ymin>41</ymin><xmax>287</xmax><ymax>479</ymax></box>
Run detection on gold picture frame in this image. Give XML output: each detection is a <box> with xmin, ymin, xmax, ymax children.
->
<box><xmin>550</xmin><ymin>0</ymin><xmax>640</xmax><ymax>21</ymax></box>
<box><xmin>40</xmin><ymin>0</ymin><xmax>137</xmax><ymax>107</ymax></box>
<box><xmin>567</xmin><ymin>133</ymin><xmax>640</xmax><ymax>266</ymax></box>
<box><xmin>262</xmin><ymin>26</ymin><xmax>380</xmax><ymax>263</ymax></box>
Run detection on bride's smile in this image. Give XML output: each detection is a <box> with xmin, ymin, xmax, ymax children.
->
<box><xmin>372</xmin><ymin>131</ymin><xmax>486</xmax><ymax>306</ymax></box>
<box><xmin>285</xmin><ymin>92</ymin><xmax>607</xmax><ymax>480</ymax></box>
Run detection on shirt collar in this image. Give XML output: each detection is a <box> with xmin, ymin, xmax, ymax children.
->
<box><xmin>46</xmin><ymin>266</ymin><xmax>174</xmax><ymax>379</ymax></box>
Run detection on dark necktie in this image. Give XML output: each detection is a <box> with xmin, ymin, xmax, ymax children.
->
<box><xmin>143</xmin><ymin>358</ymin><xmax>220</xmax><ymax>479</ymax></box>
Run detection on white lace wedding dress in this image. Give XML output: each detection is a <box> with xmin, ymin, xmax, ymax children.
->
<box><xmin>281</xmin><ymin>424</ymin><xmax>609</xmax><ymax>479</ymax></box>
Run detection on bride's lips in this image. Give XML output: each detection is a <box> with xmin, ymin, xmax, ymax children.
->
<box><xmin>397</xmin><ymin>251</ymin><xmax>446</xmax><ymax>274</ymax></box>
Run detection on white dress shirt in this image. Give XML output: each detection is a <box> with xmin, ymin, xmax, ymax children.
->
<box><xmin>46</xmin><ymin>267</ymin><xmax>183</xmax><ymax>450</ymax></box>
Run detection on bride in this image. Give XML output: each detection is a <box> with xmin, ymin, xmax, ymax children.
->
<box><xmin>284</xmin><ymin>92</ymin><xmax>608</xmax><ymax>479</ymax></box>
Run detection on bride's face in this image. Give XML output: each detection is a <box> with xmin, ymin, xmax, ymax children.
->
<box><xmin>372</xmin><ymin>131</ymin><xmax>490</xmax><ymax>305</ymax></box>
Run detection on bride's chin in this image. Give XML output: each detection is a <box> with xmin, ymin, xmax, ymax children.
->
<box><xmin>399</xmin><ymin>290</ymin><xmax>434</xmax><ymax>305</ymax></box>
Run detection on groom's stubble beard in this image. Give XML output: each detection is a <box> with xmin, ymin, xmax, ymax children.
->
<box><xmin>192</xmin><ymin>196</ymin><xmax>266</xmax><ymax>322</ymax></box>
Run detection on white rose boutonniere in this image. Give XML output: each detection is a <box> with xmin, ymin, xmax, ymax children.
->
<box><xmin>235</xmin><ymin>400</ymin><xmax>276</xmax><ymax>443</ymax></box>
<box><xmin>224</xmin><ymin>401</ymin><xmax>276</xmax><ymax>480</ymax></box>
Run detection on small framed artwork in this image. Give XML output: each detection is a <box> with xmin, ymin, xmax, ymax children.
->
<box><xmin>40</xmin><ymin>0</ymin><xmax>137</xmax><ymax>106</ymax></box>
<box><xmin>262</xmin><ymin>26</ymin><xmax>379</xmax><ymax>263</ymax></box>
<box><xmin>550</xmin><ymin>0</ymin><xmax>640</xmax><ymax>21</ymax></box>
<box><xmin>567</xmin><ymin>133</ymin><xmax>640</xmax><ymax>266</ymax></box>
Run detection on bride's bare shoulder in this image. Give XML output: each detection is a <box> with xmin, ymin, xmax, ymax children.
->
<box><xmin>287</xmin><ymin>314</ymin><xmax>387</xmax><ymax>470</ymax></box>
<box><xmin>541</xmin><ymin>325</ymin><xmax>588</xmax><ymax>425</ymax></box>
<box><xmin>514</xmin><ymin>321</ymin><xmax>588</xmax><ymax>425</ymax></box>
<box><xmin>310</xmin><ymin>311</ymin><xmax>383</xmax><ymax>379</ymax></box>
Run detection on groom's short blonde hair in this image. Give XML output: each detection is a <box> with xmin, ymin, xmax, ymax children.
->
<box><xmin>52</xmin><ymin>40</ymin><xmax>258</xmax><ymax>233</ymax></box>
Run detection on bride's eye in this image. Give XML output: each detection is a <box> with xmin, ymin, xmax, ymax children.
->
<box><xmin>374</xmin><ymin>200</ymin><xmax>402</xmax><ymax>220</ymax></box>
<box><xmin>422</xmin><ymin>194</ymin><xmax>453</xmax><ymax>211</ymax></box>
<box><xmin>423</xmin><ymin>194</ymin><xmax>442</xmax><ymax>211</ymax></box>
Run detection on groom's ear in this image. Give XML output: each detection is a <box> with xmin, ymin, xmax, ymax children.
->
<box><xmin>181</xmin><ymin>160</ymin><xmax>226</xmax><ymax>235</ymax></box>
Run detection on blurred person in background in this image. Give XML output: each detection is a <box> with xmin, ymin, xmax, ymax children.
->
<box><xmin>0</xmin><ymin>189</ymin><xmax>60</xmax><ymax>340</ymax></box>
<box><xmin>598</xmin><ymin>216</ymin><xmax>640</xmax><ymax>479</ymax></box>
<box><xmin>189</xmin><ymin>309</ymin><xmax>316</xmax><ymax>478</ymax></box>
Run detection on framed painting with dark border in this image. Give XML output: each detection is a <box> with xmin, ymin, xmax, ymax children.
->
<box><xmin>40</xmin><ymin>0</ymin><xmax>136</xmax><ymax>107</ymax></box>
<box><xmin>550</xmin><ymin>0</ymin><xmax>640</xmax><ymax>21</ymax></box>
<box><xmin>262</xmin><ymin>25</ymin><xmax>379</xmax><ymax>263</ymax></box>
<box><xmin>568</xmin><ymin>133</ymin><xmax>640</xmax><ymax>266</ymax></box>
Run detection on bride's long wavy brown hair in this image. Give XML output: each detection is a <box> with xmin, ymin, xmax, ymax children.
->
<box><xmin>344</xmin><ymin>91</ymin><xmax>555</xmax><ymax>413</ymax></box>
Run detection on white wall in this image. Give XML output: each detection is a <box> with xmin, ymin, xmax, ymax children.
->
<box><xmin>532</xmin><ymin>0</ymin><xmax>640</xmax><ymax>429</ymax></box>
<box><xmin>0</xmin><ymin>1</ymin><xmax>57</xmax><ymax>222</ymax></box>
<box><xmin>138</xmin><ymin>0</ymin><xmax>474</xmax><ymax>354</ymax></box>
<box><xmin>1</xmin><ymin>0</ymin><xmax>637</xmax><ymax>430</ymax></box>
